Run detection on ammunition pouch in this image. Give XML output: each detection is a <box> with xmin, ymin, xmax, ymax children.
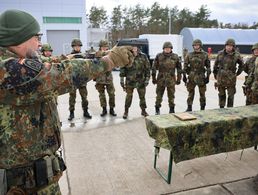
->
<box><xmin>5</xmin><ymin>154</ymin><xmax>66</xmax><ymax>193</ymax></box>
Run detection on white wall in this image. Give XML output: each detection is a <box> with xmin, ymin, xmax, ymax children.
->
<box><xmin>0</xmin><ymin>0</ymin><xmax>87</xmax><ymax>53</ymax></box>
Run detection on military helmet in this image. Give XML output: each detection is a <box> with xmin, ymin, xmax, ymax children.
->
<box><xmin>192</xmin><ymin>39</ymin><xmax>203</xmax><ymax>47</ymax></box>
<box><xmin>99</xmin><ymin>40</ymin><xmax>109</xmax><ymax>47</ymax></box>
<box><xmin>225</xmin><ymin>38</ymin><xmax>236</xmax><ymax>46</ymax></box>
<box><xmin>41</xmin><ymin>43</ymin><xmax>53</xmax><ymax>52</ymax></box>
<box><xmin>252</xmin><ymin>43</ymin><xmax>258</xmax><ymax>51</ymax></box>
<box><xmin>163</xmin><ymin>41</ymin><xmax>173</xmax><ymax>49</ymax></box>
<box><xmin>71</xmin><ymin>38</ymin><xmax>82</xmax><ymax>47</ymax></box>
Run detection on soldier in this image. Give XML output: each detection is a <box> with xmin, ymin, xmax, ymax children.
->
<box><xmin>243</xmin><ymin>43</ymin><xmax>258</xmax><ymax>105</ymax></box>
<box><xmin>68</xmin><ymin>38</ymin><xmax>92</xmax><ymax>120</ymax></box>
<box><xmin>0</xmin><ymin>9</ymin><xmax>133</xmax><ymax>194</ymax></box>
<box><xmin>213</xmin><ymin>38</ymin><xmax>243</xmax><ymax>108</ymax></box>
<box><xmin>152</xmin><ymin>41</ymin><xmax>182</xmax><ymax>115</ymax></box>
<box><xmin>183</xmin><ymin>39</ymin><xmax>211</xmax><ymax>111</ymax></box>
<box><xmin>120</xmin><ymin>46</ymin><xmax>151</xmax><ymax>119</ymax></box>
<box><xmin>95</xmin><ymin>40</ymin><xmax>117</xmax><ymax>117</ymax></box>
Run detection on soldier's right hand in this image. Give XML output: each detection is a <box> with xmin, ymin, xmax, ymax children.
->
<box><xmin>107</xmin><ymin>46</ymin><xmax>134</xmax><ymax>67</ymax></box>
<box><xmin>183</xmin><ymin>75</ymin><xmax>187</xmax><ymax>83</ymax></box>
<box><xmin>152</xmin><ymin>78</ymin><xmax>157</xmax><ymax>85</ymax></box>
<box><xmin>120</xmin><ymin>77</ymin><xmax>125</xmax><ymax>88</ymax></box>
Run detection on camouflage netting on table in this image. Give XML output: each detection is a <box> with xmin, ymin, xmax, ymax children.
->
<box><xmin>146</xmin><ymin>105</ymin><xmax>258</xmax><ymax>163</ymax></box>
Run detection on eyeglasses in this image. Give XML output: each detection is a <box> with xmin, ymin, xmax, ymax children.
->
<box><xmin>34</xmin><ymin>33</ymin><xmax>43</xmax><ymax>41</ymax></box>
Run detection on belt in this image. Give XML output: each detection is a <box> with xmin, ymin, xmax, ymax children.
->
<box><xmin>5</xmin><ymin>154</ymin><xmax>66</xmax><ymax>193</ymax></box>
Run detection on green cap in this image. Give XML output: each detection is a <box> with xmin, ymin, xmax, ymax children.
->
<box><xmin>0</xmin><ymin>10</ymin><xmax>40</xmax><ymax>47</ymax></box>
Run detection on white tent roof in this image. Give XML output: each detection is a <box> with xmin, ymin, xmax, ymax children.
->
<box><xmin>180</xmin><ymin>28</ymin><xmax>258</xmax><ymax>45</ymax></box>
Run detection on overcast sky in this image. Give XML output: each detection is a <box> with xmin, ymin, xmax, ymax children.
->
<box><xmin>86</xmin><ymin>0</ymin><xmax>258</xmax><ymax>25</ymax></box>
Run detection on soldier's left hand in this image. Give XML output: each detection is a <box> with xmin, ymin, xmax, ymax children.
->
<box><xmin>205</xmin><ymin>77</ymin><xmax>209</xmax><ymax>84</ymax></box>
<box><xmin>107</xmin><ymin>46</ymin><xmax>134</xmax><ymax>67</ymax></box>
<box><xmin>144</xmin><ymin>81</ymin><xmax>149</xmax><ymax>87</ymax></box>
<box><xmin>176</xmin><ymin>80</ymin><xmax>181</xmax><ymax>85</ymax></box>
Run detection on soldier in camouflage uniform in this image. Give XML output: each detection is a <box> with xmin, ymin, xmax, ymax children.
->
<box><xmin>213</xmin><ymin>38</ymin><xmax>243</xmax><ymax>108</ymax></box>
<box><xmin>183</xmin><ymin>39</ymin><xmax>211</xmax><ymax>111</ymax></box>
<box><xmin>95</xmin><ymin>40</ymin><xmax>117</xmax><ymax>117</ymax></box>
<box><xmin>120</xmin><ymin>46</ymin><xmax>151</xmax><ymax>119</ymax></box>
<box><xmin>68</xmin><ymin>38</ymin><xmax>92</xmax><ymax>120</ymax></box>
<box><xmin>152</xmin><ymin>41</ymin><xmax>182</xmax><ymax>115</ymax></box>
<box><xmin>243</xmin><ymin>43</ymin><xmax>258</xmax><ymax>105</ymax></box>
<box><xmin>0</xmin><ymin>9</ymin><xmax>134</xmax><ymax>194</ymax></box>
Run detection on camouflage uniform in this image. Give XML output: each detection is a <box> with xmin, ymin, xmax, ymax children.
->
<box><xmin>95</xmin><ymin>40</ymin><xmax>116</xmax><ymax>116</ymax></box>
<box><xmin>152</xmin><ymin>42</ymin><xmax>182</xmax><ymax>114</ymax></box>
<box><xmin>0</xmin><ymin>10</ymin><xmax>134</xmax><ymax>194</ymax></box>
<box><xmin>68</xmin><ymin>38</ymin><xmax>91</xmax><ymax>120</ymax></box>
<box><xmin>213</xmin><ymin>39</ymin><xmax>243</xmax><ymax>108</ymax></box>
<box><xmin>183</xmin><ymin>39</ymin><xmax>211</xmax><ymax>111</ymax></box>
<box><xmin>120</xmin><ymin>50</ymin><xmax>151</xmax><ymax>118</ymax></box>
<box><xmin>243</xmin><ymin>43</ymin><xmax>258</xmax><ymax>105</ymax></box>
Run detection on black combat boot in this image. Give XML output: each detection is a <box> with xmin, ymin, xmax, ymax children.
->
<box><xmin>200</xmin><ymin>105</ymin><xmax>205</xmax><ymax>110</ymax></box>
<box><xmin>123</xmin><ymin>108</ymin><xmax>129</xmax><ymax>119</ymax></box>
<box><xmin>68</xmin><ymin>111</ymin><xmax>74</xmax><ymax>121</ymax></box>
<box><xmin>186</xmin><ymin>105</ymin><xmax>192</xmax><ymax>112</ymax></box>
<box><xmin>100</xmin><ymin>107</ymin><xmax>107</xmax><ymax>117</ymax></box>
<box><xmin>83</xmin><ymin>109</ymin><xmax>92</xmax><ymax>119</ymax></box>
<box><xmin>169</xmin><ymin>106</ymin><xmax>175</xmax><ymax>113</ymax></box>
<box><xmin>141</xmin><ymin>108</ymin><xmax>149</xmax><ymax>117</ymax></box>
<box><xmin>155</xmin><ymin>106</ymin><xmax>160</xmax><ymax>115</ymax></box>
<box><xmin>220</xmin><ymin>105</ymin><xmax>224</xmax><ymax>108</ymax></box>
<box><xmin>110</xmin><ymin>107</ymin><xmax>117</xmax><ymax>116</ymax></box>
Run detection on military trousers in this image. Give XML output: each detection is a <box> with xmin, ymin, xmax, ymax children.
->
<box><xmin>155</xmin><ymin>83</ymin><xmax>175</xmax><ymax>108</ymax></box>
<box><xmin>251</xmin><ymin>91</ymin><xmax>258</xmax><ymax>104</ymax></box>
<box><xmin>125</xmin><ymin>86</ymin><xmax>147</xmax><ymax>109</ymax></box>
<box><xmin>69</xmin><ymin>85</ymin><xmax>89</xmax><ymax>111</ymax></box>
<box><xmin>245</xmin><ymin>88</ymin><xmax>253</xmax><ymax>105</ymax></box>
<box><xmin>95</xmin><ymin>83</ymin><xmax>115</xmax><ymax>108</ymax></box>
<box><xmin>218</xmin><ymin>85</ymin><xmax>236</xmax><ymax>107</ymax></box>
<box><xmin>186</xmin><ymin>82</ymin><xmax>206</xmax><ymax>106</ymax></box>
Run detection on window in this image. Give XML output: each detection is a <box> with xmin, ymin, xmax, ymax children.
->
<box><xmin>43</xmin><ymin>17</ymin><xmax>82</xmax><ymax>24</ymax></box>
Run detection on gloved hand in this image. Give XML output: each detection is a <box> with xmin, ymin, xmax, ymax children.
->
<box><xmin>120</xmin><ymin>77</ymin><xmax>125</xmax><ymax>89</ymax></box>
<box><xmin>176</xmin><ymin>79</ymin><xmax>181</xmax><ymax>85</ymax></box>
<box><xmin>106</xmin><ymin>46</ymin><xmax>134</xmax><ymax>67</ymax></box>
<box><xmin>152</xmin><ymin>77</ymin><xmax>157</xmax><ymax>85</ymax></box>
<box><xmin>205</xmin><ymin>76</ymin><xmax>210</xmax><ymax>84</ymax></box>
<box><xmin>183</xmin><ymin>74</ymin><xmax>187</xmax><ymax>84</ymax></box>
<box><xmin>144</xmin><ymin>80</ymin><xmax>149</xmax><ymax>87</ymax></box>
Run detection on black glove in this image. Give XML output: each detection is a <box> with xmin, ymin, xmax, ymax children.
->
<box><xmin>183</xmin><ymin>75</ymin><xmax>187</xmax><ymax>84</ymax></box>
<box><xmin>205</xmin><ymin>76</ymin><xmax>209</xmax><ymax>84</ymax></box>
<box><xmin>120</xmin><ymin>77</ymin><xmax>125</xmax><ymax>88</ymax></box>
<box><xmin>152</xmin><ymin>77</ymin><xmax>157</xmax><ymax>85</ymax></box>
<box><xmin>144</xmin><ymin>81</ymin><xmax>149</xmax><ymax>87</ymax></box>
<box><xmin>176</xmin><ymin>79</ymin><xmax>181</xmax><ymax>85</ymax></box>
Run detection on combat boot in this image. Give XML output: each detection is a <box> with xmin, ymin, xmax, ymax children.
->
<box><xmin>110</xmin><ymin>107</ymin><xmax>117</xmax><ymax>116</ymax></box>
<box><xmin>141</xmin><ymin>109</ymin><xmax>149</xmax><ymax>117</ymax></box>
<box><xmin>123</xmin><ymin>108</ymin><xmax>129</xmax><ymax>119</ymax></box>
<box><xmin>169</xmin><ymin>106</ymin><xmax>175</xmax><ymax>113</ymax></box>
<box><xmin>83</xmin><ymin>109</ymin><xmax>92</xmax><ymax>119</ymax></box>
<box><xmin>68</xmin><ymin>111</ymin><xmax>74</xmax><ymax>121</ymax></box>
<box><xmin>155</xmin><ymin>106</ymin><xmax>160</xmax><ymax>115</ymax></box>
<box><xmin>100</xmin><ymin>107</ymin><xmax>107</xmax><ymax>117</ymax></box>
<box><xmin>186</xmin><ymin>105</ymin><xmax>192</xmax><ymax>112</ymax></box>
<box><xmin>200</xmin><ymin>105</ymin><xmax>205</xmax><ymax>110</ymax></box>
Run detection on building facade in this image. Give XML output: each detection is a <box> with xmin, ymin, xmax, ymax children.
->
<box><xmin>0</xmin><ymin>0</ymin><xmax>87</xmax><ymax>55</ymax></box>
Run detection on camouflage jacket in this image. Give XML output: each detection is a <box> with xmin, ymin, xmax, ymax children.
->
<box><xmin>244</xmin><ymin>55</ymin><xmax>257</xmax><ymax>86</ymax></box>
<box><xmin>152</xmin><ymin>52</ymin><xmax>182</xmax><ymax>85</ymax></box>
<box><xmin>94</xmin><ymin>50</ymin><xmax>113</xmax><ymax>84</ymax></box>
<box><xmin>0</xmin><ymin>47</ymin><xmax>113</xmax><ymax>169</ymax></box>
<box><xmin>213</xmin><ymin>49</ymin><xmax>243</xmax><ymax>86</ymax></box>
<box><xmin>120</xmin><ymin>52</ymin><xmax>150</xmax><ymax>88</ymax></box>
<box><xmin>246</xmin><ymin>57</ymin><xmax>258</xmax><ymax>93</ymax></box>
<box><xmin>183</xmin><ymin>50</ymin><xmax>211</xmax><ymax>85</ymax></box>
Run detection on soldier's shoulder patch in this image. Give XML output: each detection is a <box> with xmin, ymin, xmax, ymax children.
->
<box><xmin>24</xmin><ymin>59</ymin><xmax>43</xmax><ymax>73</ymax></box>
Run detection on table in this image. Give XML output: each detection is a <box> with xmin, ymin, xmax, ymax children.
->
<box><xmin>145</xmin><ymin>105</ymin><xmax>258</xmax><ymax>183</ymax></box>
